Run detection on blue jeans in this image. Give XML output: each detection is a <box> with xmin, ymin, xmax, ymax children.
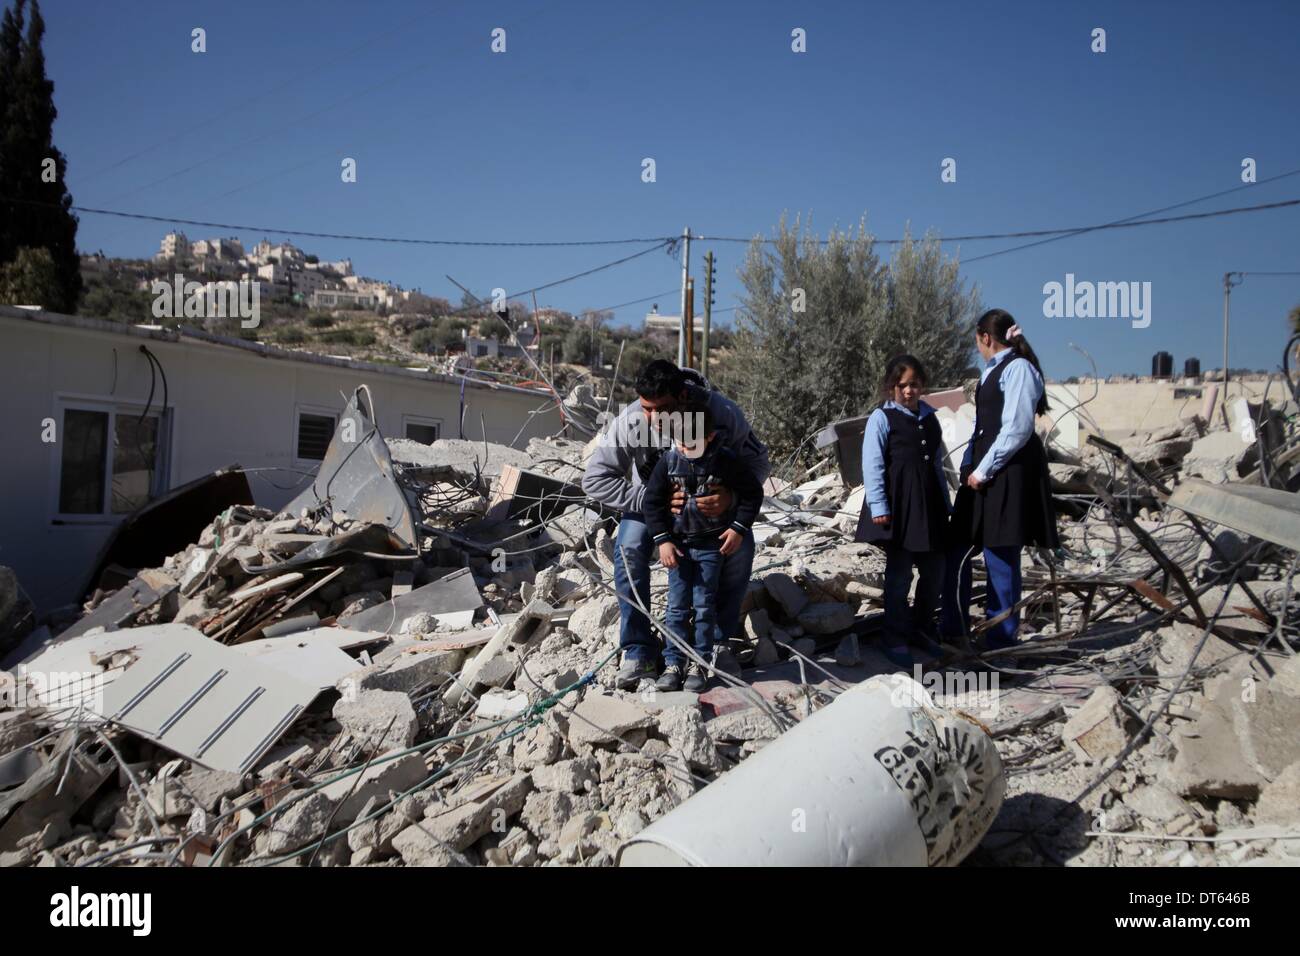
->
<box><xmin>940</xmin><ymin>544</ymin><xmax>1023</xmax><ymax>645</ymax></box>
<box><xmin>663</xmin><ymin>542</ymin><xmax>725</xmax><ymax>666</ymax></box>
<box><xmin>613</xmin><ymin>514</ymin><xmax>754</xmax><ymax>662</ymax></box>
<box><xmin>882</xmin><ymin>546</ymin><xmax>944</xmax><ymax>648</ymax></box>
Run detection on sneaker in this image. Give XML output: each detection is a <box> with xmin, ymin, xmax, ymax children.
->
<box><xmin>615</xmin><ymin>654</ymin><xmax>657</xmax><ymax>690</ymax></box>
<box><xmin>683</xmin><ymin>662</ymin><xmax>709</xmax><ymax>693</ymax></box>
<box><xmin>656</xmin><ymin>664</ymin><xmax>684</xmax><ymax>692</ymax></box>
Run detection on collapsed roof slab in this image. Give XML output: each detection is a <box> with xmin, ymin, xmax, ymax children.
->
<box><xmin>1166</xmin><ymin>478</ymin><xmax>1300</xmax><ymax>551</ymax></box>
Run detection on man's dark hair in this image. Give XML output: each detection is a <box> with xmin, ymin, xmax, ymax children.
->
<box><xmin>635</xmin><ymin>359</ymin><xmax>685</xmax><ymax>400</ymax></box>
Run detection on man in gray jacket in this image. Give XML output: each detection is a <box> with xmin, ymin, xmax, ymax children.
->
<box><xmin>582</xmin><ymin>359</ymin><xmax>770</xmax><ymax>688</ymax></box>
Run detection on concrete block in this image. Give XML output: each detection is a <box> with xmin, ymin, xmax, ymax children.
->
<box><xmin>333</xmin><ymin>691</ymin><xmax>419</xmax><ymax>752</ymax></box>
<box><xmin>1060</xmin><ymin>685</ymin><xmax>1130</xmax><ymax>764</ymax></box>
<box><xmin>566</xmin><ymin>693</ymin><xmax>654</xmax><ymax>748</ymax></box>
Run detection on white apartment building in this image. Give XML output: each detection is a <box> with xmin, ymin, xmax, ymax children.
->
<box><xmin>192</xmin><ymin>237</ymin><xmax>245</xmax><ymax>260</ymax></box>
<box><xmin>155</xmin><ymin>232</ymin><xmax>191</xmax><ymax>261</ymax></box>
<box><xmin>309</xmin><ymin>288</ymin><xmax>380</xmax><ymax>310</ymax></box>
<box><xmin>257</xmin><ymin>263</ymin><xmax>334</xmax><ymax>297</ymax></box>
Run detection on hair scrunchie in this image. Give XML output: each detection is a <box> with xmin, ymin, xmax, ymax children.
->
<box><xmin>1006</xmin><ymin>324</ymin><xmax>1023</xmax><ymax>340</ymax></box>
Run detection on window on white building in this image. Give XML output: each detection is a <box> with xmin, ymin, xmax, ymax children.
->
<box><xmin>296</xmin><ymin>411</ymin><xmax>337</xmax><ymax>461</ymax></box>
<box><xmin>402</xmin><ymin>415</ymin><xmax>441</xmax><ymax>445</ymax></box>
<box><xmin>55</xmin><ymin>403</ymin><xmax>169</xmax><ymax>518</ymax></box>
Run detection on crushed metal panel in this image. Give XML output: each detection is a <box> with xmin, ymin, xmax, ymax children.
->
<box><xmin>342</xmin><ymin>567</ymin><xmax>483</xmax><ymax>635</ymax></box>
<box><xmin>92</xmin><ymin>624</ymin><xmax>321</xmax><ymax>774</ymax></box>
<box><xmin>1166</xmin><ymin>478</ymin><xmax>1300</xmax><ymax>551</ymax></box>
<box><xmin>284</xmin><ymin>387</ymin><xmax>420</xmax><ymax>550</ymax></box>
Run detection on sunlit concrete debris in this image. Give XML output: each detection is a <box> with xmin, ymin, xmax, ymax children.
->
<box><xmin>2</xmin><ymin>377</ymin><xmax>1298</xmax><ymax>869</ymax></box>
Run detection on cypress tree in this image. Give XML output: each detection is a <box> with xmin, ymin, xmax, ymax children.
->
<box><xmin>0</xmin><ymin>0</ymin><xmax>81</xmax><ymax>312</ymax></box>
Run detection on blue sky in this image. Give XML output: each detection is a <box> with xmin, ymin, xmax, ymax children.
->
<box><xmin>36</xmin><ymin>0</ymin><xmax>1300</xmax><ymax>377</ymax></box>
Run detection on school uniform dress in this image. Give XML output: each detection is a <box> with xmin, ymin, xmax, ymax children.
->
<box><xmin>855</xmin><ymin>400</ymin><xmax>951</xmax><ymax>647</ymax></box>
<box><xmin>943</xmin><ymin>349</ymin><xmax>1059</xmax><ymax>646</ymax></box>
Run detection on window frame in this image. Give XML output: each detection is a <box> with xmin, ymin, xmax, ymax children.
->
<box><xmin>294</xmin><ymin>403</ymin><xmax>340</xmax><ymax>466</ymax></box>
<box><xmin>50</xmin><ymin>395</ymin><xmax>172</xmax><ymax>525</ymax></box>
<box><xmin>401</xmin><ymin>414</ymin><xmax>443</xmax><ymax>445</ymax></box>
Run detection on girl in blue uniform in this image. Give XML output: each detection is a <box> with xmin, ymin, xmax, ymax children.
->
<box><xmin>942</xmin><ymin>309</ymin><xmax>1059</xmax><ymax>650</ymax></box>
<box><xmin>855</xmin><ymin>355</ymin><xmax>951</xmax><ymax>668</ymax></box>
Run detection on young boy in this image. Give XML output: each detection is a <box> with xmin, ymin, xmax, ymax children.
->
<box><xmin>642</xmin><ymin>404</ymin><xmax>764</xmax><ymax>692</ymax></box>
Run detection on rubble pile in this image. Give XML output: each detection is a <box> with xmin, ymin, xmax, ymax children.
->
<box><xmin>1</xmin><ymin>380</ymin><xmax>1297</xmax><ymax>868</ymax></box>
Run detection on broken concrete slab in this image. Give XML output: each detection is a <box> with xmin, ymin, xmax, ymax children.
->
<box><xmin>1167</xmin><ymin>477</ymin><xmax>1300</xmax><ymax>549</ymax></box>
<box><xmin>390</xmin><ymin>822</ymin><xmax>472</xmax><ymax>866</ymax></box>
<box><xmin>322</xmin><ymin>751</ymin><xmax>428</xmax><ymax>822</ymax></box>
<box><xmin>704</xmin><ymin>706</ymin><xmax>782</xmax><ymax>743</ymax></box>
<box><xmin>567</xmin><ymin>595</ymin><xmax>619</xmax><ymax>645</ymax></box>
<box><xmin>332</xmin><ymin>691</ymin><xmax>419</xmax><ymax>753</ymax></box>
<box><xmin>420</xmin><ymin>773</ymin><xmax>532</xmax><ymax>850</ymax></box>
<box><xmin>566</xmin><ymin>694</ymin><xmax>655</xmax><ymax>748</ymax></box>
<box><xmin>1223</xmin><ymin>674</ymin><xmax>1300</xmax><ymax>781</ymax></box>
<box><xmin>261</xmin><ymin>791</ymin><xmax>336</xmax><ymax>855</ymax></box>
<box><xmin>178</xmin><ymin>767</ymin><xmax>247</xmax><ymax>813</ymax></box>
<box><xmin>1061</xmin><ymin>685</ymin><xmax>1131</xmax><ymax>764</ymax></box>
<box><xmin>1255</xmin><ymin>762</ymin><xmax>1300</xmax><ymax>826</ymax></box>
<box><xmin>342</xmin><ymin>643</ymin><xmax>464</xmax><ymax>697</ymax></box>
<box><xmin>1123</xmin><ymin>784</ymin><xmax>1196</xmax><ymax>824</ymax></box>
<box><xmin>655</xmin><ymin>705</ymin><xmax>724</xmax><ymax>772</ymax></box>
<box><xmin>530</xmin><ymin>757</ymin><xmax>599</xmax><ymax>794</ymax></box>
<box><xmin>1168</xmin><ymin>697</ymin><xmax>1267</xmax><ymax>800</ymax></box>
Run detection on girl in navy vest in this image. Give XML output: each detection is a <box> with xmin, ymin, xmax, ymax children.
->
<box><xmin>854</xmin><ymin>355</ymin><xmax>951</xmax><ymax>668</ymax></box>
<box><xmin>942</xmin><ymin>309</ymin><xmax>1059</xmax><ymax>650</ymax></box>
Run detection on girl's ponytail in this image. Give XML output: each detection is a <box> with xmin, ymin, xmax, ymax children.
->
<box><xmin>976</xmin><ymin>309</ymin><xmax>1049</xmax><ymax>415</ymax></box>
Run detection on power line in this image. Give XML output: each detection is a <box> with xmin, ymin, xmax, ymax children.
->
<box><xmin>962</xmin><ymin>165</ymin><xmax>1300</xmax><ymax>264</ymax></box>
<box><xmin>0</xmin><ymin>197</ymin><xmax>672</xmax><ymax>246</ymax></box>
<box><xmin>12</xmin><ymin>193</ymin><xmax>1293</xmax><ymax>256</ymax></box>
<box><xmin>589</xmin><ymin>288</ymin><xmax>680</xmax><ymax>313</ymax></box>
<box><xmin>697</xmin><ymin>194</ymin><xmax>1300</xmax><ymax>249</ymax></box>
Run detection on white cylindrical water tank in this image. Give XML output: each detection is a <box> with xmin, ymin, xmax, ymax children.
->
<box><xmin>618</xmin><ymin>674</ymin><xmax>1005</xmax><ymax>867</ymax></box>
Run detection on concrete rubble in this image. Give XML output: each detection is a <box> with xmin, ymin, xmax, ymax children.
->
<box><xmin>1</xmin><ymin>375</ymin><xmax>1298</xmax><ymax>869</ymax></box>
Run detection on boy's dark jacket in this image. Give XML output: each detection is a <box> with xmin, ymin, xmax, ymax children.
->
<box><xmin>642</xmin><ymin>442</ymin><xmax>764</xmax><ymax>545</ymax></box>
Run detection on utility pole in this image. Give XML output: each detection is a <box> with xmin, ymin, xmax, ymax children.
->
<box><xmin>1222</xmin><ymin>272</ymin><xmax>1242</xmax><ymax>429</ymax></box>
<box><xmin>678</xmin><ymin>226</ymin><xmax>691</xmax><ymax>367</ymax></box>
<box><xmin>701</xmin><ymin>251</ymin><xmax>715</xmax><ymax>377</ymax></box>
<box><xmin>684</xmin><ymin>278</ymin><xmax>695</xmax><ymax>369</ymax></box>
